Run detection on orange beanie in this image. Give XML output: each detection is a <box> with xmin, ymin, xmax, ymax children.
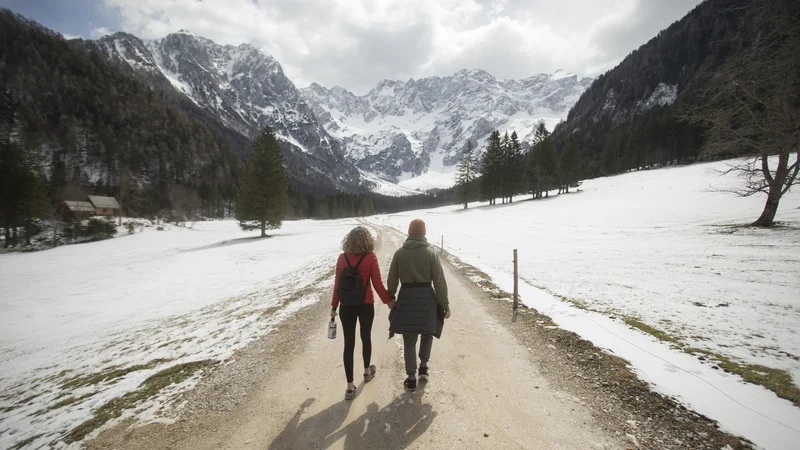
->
<box><xmin>408</xmin><ymin>219</ymin><xmax>426</xmax><ymax>237</ymax></box>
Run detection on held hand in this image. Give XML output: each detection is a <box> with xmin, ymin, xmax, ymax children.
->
<box><xmin>330</xmin><ymin>309</ymin><xmax>337</xmax><ymax>319</ymax></box>
<box><xmin>387</xmin><ymin>300</ymin><xmax>397</xmax><ymax>310</ymax></box>
<box><xmin>445</xmin><ymin>310</ymin><xmax>451</xmax><ymax>319</ymax></box>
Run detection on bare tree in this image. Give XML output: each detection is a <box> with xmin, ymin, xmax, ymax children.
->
<box><xmin>689</xmin><ymin>0</ymin><xmax>799</xmax><ymax>227</ymax></box>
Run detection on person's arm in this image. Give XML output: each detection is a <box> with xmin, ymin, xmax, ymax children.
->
<box><xmin>331</xmin><ymin>254</ymin><xmax>343</xmax><ymax>314</ymax></box>
<box><xmin>387</xmin><ymin>251</ymin><xmax>399</xmax><ymax>299</ymax></box>
<box><xmin>431</xmin><ymin>251</ymin><xmax>449</xmax><ymax>314</ymax></box>
<box><xmin>369</xmin><ymin>254</ymin><xmax>392</xmax><ymax>304</ymax></box>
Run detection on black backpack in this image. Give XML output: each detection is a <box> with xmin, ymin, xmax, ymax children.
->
<box><xmin>337</xmin><ymin>254</ymin><xmax>368</xmax><ymax>307</ymax></box>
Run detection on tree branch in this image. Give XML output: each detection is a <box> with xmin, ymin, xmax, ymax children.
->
<box><xmin>780</xmin><ymin>152</ymin><xmax>800</xmax><ymax>195</ymax></box>
<box><xmin>761</xmin><ymin>155</ymin><xmax>775</xmax><ymax>185</ymax></box>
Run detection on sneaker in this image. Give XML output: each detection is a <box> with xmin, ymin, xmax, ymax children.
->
<box><xmin>418</xmin><ymin>366</ymin><xmax>429</xmax><ymax>380</ymax></box>
<box><xmin>404</xmin><ymin>377</ymin><xmax>417</xmax><ymax>391</ymax></box>
<box><xmin>345</xmin><ymin>387</ymin><xmax>356</xmax><ymax>400</ymax></box>
<box><xmin>364</xmin><ymin>364</ymin><xmax>377</xmax><ymax>383</ymax></box>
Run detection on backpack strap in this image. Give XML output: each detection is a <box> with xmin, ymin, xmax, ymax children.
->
<box><xmin>353</xmin><ymin>253</ymin><xmax>368</xmax><ymax>270</ymax></box>
<box><xmin>343</xmin><ymin>253</ymin><xmax>368</xmax><ymax>271</ymax></box>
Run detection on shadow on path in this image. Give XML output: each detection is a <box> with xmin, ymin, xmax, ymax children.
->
<box><xmin>180</xmin><ymin>235</ymin><xmax>274</xmax><ymax>253</ymax></box>
<box><xmin>269</xmin><ymin>388</ymin><xmax>437</xmax><ymax>449</ymax></box>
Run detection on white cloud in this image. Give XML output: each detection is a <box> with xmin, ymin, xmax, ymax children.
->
<box><xmin>90</xmin><ymin>26</ymin><xmax>111</xmax><ymax>38</ymax></box>
<box><xmin>101</xmin><ymin>0</ymin><xmax>703</xmax><ymax>93</ymax></box>
<box><xmin>62</xmin><ymin>33</ymin><xmax>82</xmax><ymax>40</ymax></box>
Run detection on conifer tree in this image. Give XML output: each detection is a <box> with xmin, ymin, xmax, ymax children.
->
<box><xmin>527</xmin><ymin>144</ymin><xmax>542</xmax><ymax>199</ymax></box>
<box><xmin>456</xmin><ymin>140</ymin><xmax>477</xmax><ymax>209</ymax></box>
<box><xmin>0</xmin><ymin>140</ymin><xmax>48</xmax><ymax>247</ymax></box>
<box><xmin>236</xmin><ymin>127</ymin><xmax>288</xmax><ymax>236</ymax></box>
<box><xmin>500</xmin><ymin>132</ymin><xmax>511</xmax><ymax>203</ymax></box>
<box><xmin>480</xmin><ymin>131</ymin><xmax>503</xmax><ymax>205</ymax></box>
<box><xmin>539</xmin><ymin>137</ymin><xmax>559</xmax><ymax>198</ymax></box>
<box><xmin>527</xmin><ymin>121</ymin><xmax>551</xmax><ymax>199</ymax></box>
<box><xmin>559</xmin><ymin>135</ymin><xmax>581</xmax><ymax>193</ymax></box>
<box><xmin>506</xmin><ymin>131</ymin><xmax>524</xmax><ymax>202</ymax></box>
<box><xmin>532</xmin><ymin>120</ymin><xmax>550</xmax><ymax>146</ymax></box>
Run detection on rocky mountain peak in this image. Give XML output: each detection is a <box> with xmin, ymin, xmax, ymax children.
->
<box><xmin>302</xmin><ymin>69</ymin><xmax>593</xmax><ymax>188</ymax></box>
<box><xmin>88</xmin><ymin>29</ymin><xmax>590</xmax><ymax>194</ymax></box>
<box><xmin>88</xmin><ymin>30</ymin><xmax>361</xmax><ymax>192</ymax></box>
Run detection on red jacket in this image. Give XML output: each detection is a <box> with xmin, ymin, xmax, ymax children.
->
<box><xmin>332</xmin><ymin>252</ymin><xmax>392</xmax><ymax>308</ymax></box>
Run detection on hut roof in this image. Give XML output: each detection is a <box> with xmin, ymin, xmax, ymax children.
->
<box><xmin>64</xmin><ymin>201</ymin><xmax>96</xmax><ymax>213</ymax></box>
<box><xmin>88</xmin><ymin>196</ymin><xmax>120</xmax><ymax>209</ymax></box>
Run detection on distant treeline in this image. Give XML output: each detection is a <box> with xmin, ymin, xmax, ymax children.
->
<box><xmin>287</xmin><ymin>189</ymin><xmax>458</xmax><ymax>220</ymax></box>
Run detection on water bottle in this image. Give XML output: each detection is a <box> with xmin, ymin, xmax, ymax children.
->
<box><xmin>328</xmin><ymin>320</ymin><xmax>337</xmax><ymax>339</ymax></box>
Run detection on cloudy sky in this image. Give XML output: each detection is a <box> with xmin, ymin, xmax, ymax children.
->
<box><xmin>4</xmin><ymin>0</ymin><xmax>703</xmax><ymax>94</ymax></box>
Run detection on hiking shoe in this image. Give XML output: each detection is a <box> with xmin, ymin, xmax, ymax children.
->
<box><xmin>364</xmin><ymin>364</ymin><xmax>377</xmax><ymax>383</ymax></box>
<box><xmin>418</xmin><ymin>366</ymin><xmax>429</xmax><ymax>380</ymax></box>
<box><xmin>345</xmin><ymin>387</ymin><xmax>356</xmax><ymax>400</ymax></box>
<box><xmin>404</xmin><ymin>377</ymin><xmax>417</xmax><ymax>391</ymax></box>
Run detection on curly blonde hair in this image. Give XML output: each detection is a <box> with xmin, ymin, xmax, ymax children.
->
<box><xmin>342</xmin><ymin>226</ymin><xmax>374</xmax><ymax>255</ymax></box>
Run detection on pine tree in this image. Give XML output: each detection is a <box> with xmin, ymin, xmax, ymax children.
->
<box><xmin>236</xmin><ymin>127</ymin><xmax>288</xmax><ymax>236</ymax></box>
<box><xmin>20</xmin><ymin>168</ymin><xmax>48</xmax><ymax>245</ymax></box>
<box><xmin>500</xmin><ymin>132</ymin><xmax>510</xmax><ymax>203</ymax></box>
<box><xmin>527</xmin><ymin>121</ymin><xmax>551</xmax><ymax>199</ymax></box>
<box><xmin>0</xmin><ymin>139</ymin><xmax>48</xmax><ymax>247</ymax></box>
<box><xmin>527</xmin><ymin>144</ymin><xmax>541</xmax><ymax>199</ymax></box>
<box><xmin>559</xmin><ymin>135</ymin><xmax>581</xmax><ymax>193</ymax></box>
<box><xmin>531</xmin><ymin>120</ymin><xmax>550</xmax><ymax>146</ymax></box>
<box><xmin>539</xmin><ymin>137</ymin><xmax>559</xmax><ymax>198</ymax></box>
<box><xmin>506</xmin><ymin>131</ymin><xmax>524</xmax><ymax>202</ymax></box>
<box><xmin>456</xmin><ymin>140</ymin><xmax>477</xmax><ymax>209</ymax></box>
<box><xmin>480</xmin><ymin>131</ymin><xmax>503</xmax><ymax>205</ymax></box>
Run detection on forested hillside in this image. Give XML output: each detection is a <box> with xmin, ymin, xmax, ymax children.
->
<box><xmin>553</xmin><ymin>0</ymin><xmax>752</xmax><ymax>176</ymax></box>
<box><xmin>1</xmin><ymin>10</ymin><xmax>244</xmax><ymax>228</ymax></box>
<box><xmin>83</xmin><ymin>31</ymin><xmax>364</xmax><ymax>193</ymax></box>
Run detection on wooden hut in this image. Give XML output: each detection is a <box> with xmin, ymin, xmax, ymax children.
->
<box><xmin>63</xmin><ymin>201</ymin><xmax>96</xmax><ymax>219</ymax></box>
<box><xmin>88</xmin><ymin>196</ymin><xmax>121</xmax><ymax>216</ymax></box>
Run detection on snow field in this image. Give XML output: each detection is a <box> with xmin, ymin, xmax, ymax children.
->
<box><xmin>0</xmin><ymin>219</ymin><xmax>355</xmax><ymax>449</ymax></box>
<box><xmin>369</xmin><ymin>158</ymin><xmax>800</xmax><ymax>449</ymax></box>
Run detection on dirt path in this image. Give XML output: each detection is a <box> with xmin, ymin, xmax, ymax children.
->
<box><xmin>88</xmin><ymin>226</ymin><xmax>622</xmax><ymax>449</ymax></box>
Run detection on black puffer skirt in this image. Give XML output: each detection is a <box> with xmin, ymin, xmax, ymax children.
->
<box><xmin>389</xmin><ymin>282</ymin><xmax>442</xmax><ymax>337</ymax></box>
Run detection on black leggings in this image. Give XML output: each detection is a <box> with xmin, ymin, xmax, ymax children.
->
<box><xmin>339</xmin><ymin>304</ymin><xmax>375</xmax><ymax>383</ymax></box>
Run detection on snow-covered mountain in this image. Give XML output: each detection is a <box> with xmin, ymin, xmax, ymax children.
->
<box><xmin>88</xmin><ymin>31</ymin><xmax>361</xmax><ymax>191</ymax></box>
<box><xmin>301</xmin><ymin>69</ymin><xmax>594</xmax><ymax>189</ymax></box>
<box><xmin>89</xmin><ymin>30</ymin><xmax>591</xmax><ymax>193</ymax></box>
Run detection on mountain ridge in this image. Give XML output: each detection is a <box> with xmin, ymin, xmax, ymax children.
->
<box><xmin>86</xmin><ymin>29</ymin><xmax>591</xmax><ymax>193</ymax></box>
<box><xmin>87</xmin><ymin>31</ymin><xmax>363</xmax><ymax>193</ymax></box>
<box><xmin>301</xmin><ymin>68</ymin><xmax>593</xmax><ymax>187</ymax></box>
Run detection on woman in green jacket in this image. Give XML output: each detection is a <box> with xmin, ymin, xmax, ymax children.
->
<box><xmin>387</xmin><ymin>219</ymin><xmax>450</xmax><ymax>391</ymax></box>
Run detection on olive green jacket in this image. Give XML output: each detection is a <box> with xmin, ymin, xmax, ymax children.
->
<box><xmin>387</xmin><ymin>236</ymin><xmax>449</xmax><ymax>312</ymax></box>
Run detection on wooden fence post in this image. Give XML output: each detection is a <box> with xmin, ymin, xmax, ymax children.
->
<box><xmin>513</xmin><ymin>249</ymin><xmax>519</xmax><ymax>311</ymax></box>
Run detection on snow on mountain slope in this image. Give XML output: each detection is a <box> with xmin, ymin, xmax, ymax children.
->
<box><xmin>358</xmin><ymin>170</ymin><xmax>421</xmax><ymax>196</ymax></box>
<box><xmin>301</xmin><ymin>69</ymin><xmax>593</xmax><ymax>186</ymax></box>
<box><xmin>90</xmin><ymin>30</ymin><xmax>591</xmax><ymax>194</ymax></box>
<box><xmin>397</xmin><ymin>170</ymin><xmax>457</xmax><ymax>191</ymax></box>
<box><xmin>91</xmin><ymin>31</ymin><xmax>361</xmax><ymax>191</ymax></box>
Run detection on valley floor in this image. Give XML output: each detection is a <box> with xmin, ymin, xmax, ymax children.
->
<box><xmin>82</xmin><ymin>224</ymin><xmax>744</xmax><ymax>450</ymax></box>
<box><xmin>1</xmin><ymin>159</ymin><xmax>799</xmax><ymax>449</ymax></box>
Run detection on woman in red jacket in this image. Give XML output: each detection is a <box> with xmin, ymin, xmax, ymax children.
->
<box><xmin>331</xmin><ymin>226</ymin><xmax>392</xmax><ymax>400</ymax></box>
